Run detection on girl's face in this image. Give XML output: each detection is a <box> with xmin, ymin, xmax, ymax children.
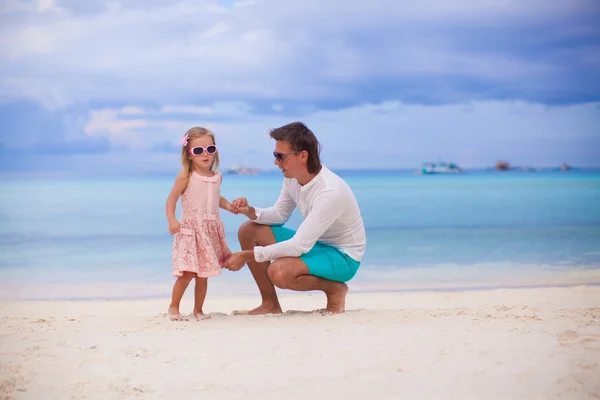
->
<box><xmin>188</xmin><ymin>135</ymin><xmax>216</xmax><ymax>172</ymax></box>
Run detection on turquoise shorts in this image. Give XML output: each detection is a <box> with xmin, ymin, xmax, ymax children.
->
<box><xmin>270</xmin><ymin>225</ymin><xmax>360</xmax><ymax>283</ymax></box>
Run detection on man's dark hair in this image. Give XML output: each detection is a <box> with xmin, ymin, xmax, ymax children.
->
<box><xmin>269</xmin><ymin>122</ymin><xmax>322</xmax><ymax>174</ymax></box>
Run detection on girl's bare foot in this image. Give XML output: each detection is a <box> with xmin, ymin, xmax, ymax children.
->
<box><xmin>168</xmin><ymin>306</ymin><xmax>182</xmax><ymax>321</ymax></box>
<box><xmin>193</xmin><ymin>309</ymin><xmax>211</xmax><ymax>320</ymax></box>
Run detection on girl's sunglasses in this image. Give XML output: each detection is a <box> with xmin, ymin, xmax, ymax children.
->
<box><xmin>189</xmin><ymin>145</ymin><xmax>217</xmax><ymax>156</ymax></box>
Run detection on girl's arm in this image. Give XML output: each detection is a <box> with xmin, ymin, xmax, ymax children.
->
<box><xmin>217</xmin><ymin>175</ymin><xmax>236</xmax><ymax>214</ymax></box>
<box><xmin>219</xmin><ymin>196</ymin><xmax>235</xmax><ymax>213</ymax></box>
<box><xmin>166</xmin><ymin>172</ymin><xmax>187</xmax><ymax>222</ymax></box>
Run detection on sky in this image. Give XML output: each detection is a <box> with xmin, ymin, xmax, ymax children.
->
<box><xmin>0</xmin><ymin>0</ymin><xmax>599</xmax><ymax>175</ymax></box>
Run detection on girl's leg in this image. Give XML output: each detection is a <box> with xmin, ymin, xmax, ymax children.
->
<box><xmin>169</xmin><ymin>272</ymin><xmax>194</xmax><ymax>319</ymax></box>
<box><xmin>193</xmin><ymin>276</ymin><xmax>208</xmax><ymax>319</ymax></box>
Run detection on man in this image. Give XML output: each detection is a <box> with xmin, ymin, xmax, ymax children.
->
<box><xmin>222</xmin><ymin>122</ymin><xmax>366</xmax><ymax>314</ymax></box>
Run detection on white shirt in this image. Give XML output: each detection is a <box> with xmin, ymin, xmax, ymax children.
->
<box><xmin>253</xmin><ymin>166</ymin><xmax>366</xmax><ymax>263</ymax></box>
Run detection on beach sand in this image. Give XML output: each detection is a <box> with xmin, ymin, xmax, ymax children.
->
<box><xmin>1</xmin><ymin>285</ymin><xmax>599</xmax><ymax>399</ymax></box>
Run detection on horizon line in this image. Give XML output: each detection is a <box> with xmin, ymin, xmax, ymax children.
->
<box><xmin>1</xmin><ymin>166</ymin><xmax>599</xmax><ymax>180</ymax></box>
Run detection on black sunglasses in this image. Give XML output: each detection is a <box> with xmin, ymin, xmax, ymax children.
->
<box><xmin>273</xmin><ymin>150</ymin><xmax>299</xmax><ymax>162</ymax></box>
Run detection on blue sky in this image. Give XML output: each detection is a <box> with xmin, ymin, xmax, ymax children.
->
<box><xmin>0</xmin><ymin>0</ymin><xmax>599</xmax><ymax>175</ymax></box>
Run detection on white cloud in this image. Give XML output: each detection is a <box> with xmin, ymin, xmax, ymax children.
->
<box><xmin>82</xmin><ymin>104</ymin><xmax>235</xmax><ymax>149</ymax></box>
<box><xmin>160</xmin><ymin>105</ymin><xmax>215</xmax><ymax>115</ymax></box>
<box><xmin>233</xmin><ymin>0</ymin><xmax>255</xmax><ymax>9</ymax></box>
<box><xmin>0</xmin><ymin>0</ymin><xmax>596</xmax><ymax>108</ymax></box>
<box><xmin>84</xmin><ymin>109</ymin><xmax>149</xmax><ymax>148</ymax></box>
<box><xmin>1</xmin><ymin>0</ymin><xmax>61</xmax><ymax>14</ymax></box>
<box><xmin>200</xmin><ymin>21</ymin><xmax>231</xmax><ymax>38</ymax></box>
<box><xmin>38</xmin><ymin>0</ymin><xmax>56</xmax><ymax>12</ymax></box>
<box><xmin>120</xmin><ymin>106</ymin><xmax>146</xmax><ymax>115</ymax></box>
<box><xmin>1</xmin><ymin>0</ymin><xmax>598</xmax><ymax>173</ymax></box>
<box><xmin>81</xmin><ymin>99</ymin><xmax>600</xmax><ymax>168</ymax></box>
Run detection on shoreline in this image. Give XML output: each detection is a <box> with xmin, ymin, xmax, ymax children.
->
<box><xmin>1</xmin><ymin>285</ymin><xmax>599</xmax><ymax>399</ymax></box>
<box><xmin>0</xmin><ymin>264</ymin><xmax>600</xmax><ymax>302</ymax></box>
<box><xmin>1</xmin><ymin>281</ymin><xmax>599</xmax><ymax>303</ymax></box>
<box><xmin>1</xmin><ymin>269</ymin><xmax>600</xmax><ymax>301</ymax></box>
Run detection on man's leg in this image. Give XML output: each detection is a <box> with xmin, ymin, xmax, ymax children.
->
<box><xmin>237</xmin><ymin>221</ymin><xmax>282</xmax><ymax>315</ymax></box>
<box><xmin>267</xmin><ymin>258</ymin><xmax>348</xmax><ymax>313</ymax></box>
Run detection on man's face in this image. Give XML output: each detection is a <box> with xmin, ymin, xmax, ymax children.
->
<box><xmin>273</xmin><ymin>140</ymin><xmax>301</xmax><ymax>179</ymax></box>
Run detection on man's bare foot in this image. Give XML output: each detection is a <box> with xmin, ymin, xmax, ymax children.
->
<box><xmin>325</xmin><ymin>283</ymin><xmax>348</xmax><ymax>314</ymax></box>
<box><xmin>193</xmin><ymin>309</ymin><xmax>211</xmax><ymax>320</ymax></box>
<box><xmin>168</xmin><ymin>306</ymin><xmax>182</xmax><ymax>321</ymax></box>
<box><xmin>246</xmin><ymin>301</ymin><xmax>283</xmax><ymax>315</ymax></box>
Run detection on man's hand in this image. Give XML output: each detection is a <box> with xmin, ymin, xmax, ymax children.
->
<box><xmin>222</xmin><ymin>251</ymin><xmax>252</xmax><ymax>271</ymax></box>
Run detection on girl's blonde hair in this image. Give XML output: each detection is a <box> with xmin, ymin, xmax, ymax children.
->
<box><xmin>180</xmin><ymin>127</ymin><xmax>220</xmax><ymax>191</ymax></box>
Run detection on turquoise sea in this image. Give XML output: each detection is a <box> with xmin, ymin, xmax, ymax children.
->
<box><xmin>1</xmin><ymin>169</ymin><xmax>599</xmax><ymax>300</ymax></box>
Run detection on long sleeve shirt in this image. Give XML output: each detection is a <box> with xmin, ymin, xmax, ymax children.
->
<box><xmin>253</xmin><ymin>166</ymin><xmax>366</xmax><ymax>263</ymax></box>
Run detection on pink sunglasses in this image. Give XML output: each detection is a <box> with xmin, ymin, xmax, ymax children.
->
<box><xmin>189</xmin><ymin>145</ymin><xmax>217</xmax><ymax>156</ymax></box>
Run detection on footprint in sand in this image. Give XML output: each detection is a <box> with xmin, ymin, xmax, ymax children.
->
<box><xmin>0</xmin><ymin>364</ymin><xmax>27</xmax><ymax>396</ymax></box>
<box><xmin>32</xmin><ymin>318</ymin><xmax>53</xmax><ymax>324</ymax></box>
<box><xmin>126</xmin><ymin>347</ymin><xmax>159</xmax><ymax>359</ymax></box>
<box><xmin>557</xmin><ymin>330</ymin><xmax>580</xmax><ymax>346</ymax></box>
<box><xmin>206</xmin><ymin>312</ymin><xmax>228</xmax><ymax>318</ymax></box>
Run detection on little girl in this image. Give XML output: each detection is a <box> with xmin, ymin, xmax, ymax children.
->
<box><xmin>165</xmin><ymin>127</ymin><xmax>235</xmax><ymax>320</ymax></box>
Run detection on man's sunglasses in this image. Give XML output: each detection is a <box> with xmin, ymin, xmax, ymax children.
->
<box><xmin>273</xmin><ymin>150</ymin><xmax>299</xmax><ymax>162</ymax></box>
<box><xmin>189</xmin><ymin>145</ymin><xmax>217</xmax><ymax>156</ymax></box>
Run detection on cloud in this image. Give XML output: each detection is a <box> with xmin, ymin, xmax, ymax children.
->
<box><xmin>1</xmin><ymin>0</ymin><xmax>61</xmax><ymax>14</ymax></box>
<box><xmin>73</xmin><ymin>99</ymin><xmax>600</xmax><ymax>169</ymax></box>
<box><xmin>0</xmin><ymin>0</ymin><xmax>598</xmax><ymax>109</ymax></box>
<box><xmin>1</xmin><ymin>98</ymin><xmax>597</xmax><ymax>175</ymax></box>
<box><xmin>83</xmin><ymin>109</ymin><xmax>150</xmax><ymax>148</ymax></box>
<box><xmin>0</xmin><ymin>132</ymin><xmax>111</xmax><ymax>156</ymax></box>
<box><xmin>160</xmin><ymin>106</ymin><xmax>215</xmax><ymax>115</ymax></box>
<box><xmin>79</xmin><ymin>101</ymin><xmax>258</xmax><ymax>150</ymax></box>
<box><xmin>120</xmin><ymin>106</ymin><xmax>145</xmax><ymax>115</ymax></box>
<box><xmin>0</xmin><ymin>0</ymin><xmax>598</xmax><ymax>174</ymax></box>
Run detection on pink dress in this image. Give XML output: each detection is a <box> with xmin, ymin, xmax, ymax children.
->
<box><xmin>172</xmin><ymin>171</ymin><xmax>232</xmax><ymax>278</ymax></box>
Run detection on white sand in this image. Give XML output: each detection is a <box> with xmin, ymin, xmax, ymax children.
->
<box><xmin>1</xmin><ymin>285</ymin><xmax>599</xmax><ymax>399</ymax></box>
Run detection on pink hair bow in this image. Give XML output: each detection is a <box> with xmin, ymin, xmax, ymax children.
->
<box><xmin>181</xmin><ymin>134</ymin><xmax>189</xmax><ymax>146</ymax></box>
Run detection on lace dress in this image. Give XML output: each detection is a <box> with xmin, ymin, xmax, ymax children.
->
<box><xmin>172</xmin><ymin>171</ymin><xmax>232</xmax><ymax>278</ymax></box>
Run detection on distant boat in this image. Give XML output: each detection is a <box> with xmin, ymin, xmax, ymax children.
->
<box><xmin>560</xmin><ymin>163</ymin><xmax>572</xmax><ymax>171</ymax></box>
<box><xmin>493</xmin><ymin>161</ymin><xmax>536</xmax><ymax>172</ymax></box>
<box><xmin>495</xmin><ymin>160</ymin><xmax>510</xmax><ymax>171</ymax></box>
<box><xmin>225</xmin><ymin>164</ymin><xmax>261</xmax><ymax>175</ymax></box>
<box><xmin>420</xmin><ymin>162</ymin><xmax>463</xmax><ymax>175</ymax></box>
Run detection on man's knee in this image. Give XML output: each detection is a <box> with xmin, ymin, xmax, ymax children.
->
<box><xmin>238</xmin><ymin>220</ymin><xmax>259</xmax><ymax>243</ymax></box>
<box><xmin>267</xmin><ymin>261</ymin><xmax>288</xmax><ymax>289</ymax></box>
<box><xmin>238</xmin><ymin>221</ymin><xmax>276</xmax><ymax>248</ymax></box>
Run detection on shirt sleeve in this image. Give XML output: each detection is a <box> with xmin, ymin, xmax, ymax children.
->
<box><xmin>254</xmin><ymin>189</ymin><xmax>345</xmax><ymax>262</ymax></box>
<box><xmin>253</xmin><ymin>181</ymin><xmax>296</xmax><ymax>225</ymax></box>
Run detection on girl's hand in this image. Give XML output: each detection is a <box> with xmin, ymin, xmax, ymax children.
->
<box><xmin>168</xmin><ymin>219</ymin><xmax>180</xmax><ymax>235</ymax></box>
<box><xmin>227</xmin><ymin>203</ymin><xmax>238</xmax><ymax>215</ymax></box>
<box><xmin>231</xmin><ymin>197</ymin><xmax>248</xmax><ymax>212</ymax></box>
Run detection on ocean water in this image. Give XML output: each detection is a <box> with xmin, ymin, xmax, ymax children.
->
<box><xmin>1</xmin><ymin>169</ymin><xmax>600</xmax><ymax>300</ymax></box>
